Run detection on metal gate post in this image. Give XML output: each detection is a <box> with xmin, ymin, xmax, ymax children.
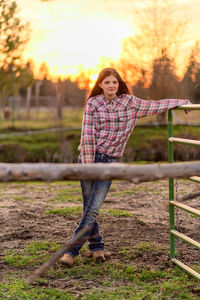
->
<box><xmin>168</xmin><ymin>104</ymin><xmax>200</xmax><ymax>280</ymax></box>
<box><xmin>168</xmin><ymin>110</ymin><xmax>175</xmax><ymax>258</ymax></box>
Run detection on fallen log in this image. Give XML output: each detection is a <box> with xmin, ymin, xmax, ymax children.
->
<box><xmin>26</xmin><ymin>226</ymin><xmax>89</xmax><ymax>285</ymax></box>
<box><xmin>0</xmin><ymin>162</ymin><xmax>200</xmax><ymax>183</ymax></box>
<box><xmin>181</xmin><ymin>191</ymin><xmax>200</xmax><ymax>201</ymax></box>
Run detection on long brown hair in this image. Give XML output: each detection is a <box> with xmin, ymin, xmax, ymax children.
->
<box><xmin>85</xmin><ymin>68</ymin><xmax>130</xmax><ymax>104</ymax></box>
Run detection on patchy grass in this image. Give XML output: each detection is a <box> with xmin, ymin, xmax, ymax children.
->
<box><xmin>13</xmin><ymin>196</ymin><xmax>30</xmax><ymax>202</ymax></box>
<box><xmin>119</xmin><ymin>242</ymin><xmax>162</xmax><ymax>260</ymax></box>
<box><xmin>1</xmin><ymin>179</ymin><xmax>200</xmax><ymax>299</ymax></box>
<box><xmin>0</xmin><ymin>277</ymin><xmax>75</xmax><ymax>300</ymax></box>
<box><xmin>3</xmin><ymin>241</ymin><xmax>60</xmax><ymax>268</ymax></box>
<box><xmin>1</xmin><ymin>262</ymin><xmax>199</xmax><ymax>299</ymax></box>
<box><xmin>101</xmin><ymin>208</ymin><xmax>133</xmax><ymax>218</ymax></box>
<box><xmin>0</xmin><ymin>107</ymin><xmax>83</xmax><ymax>130</ymax></box>
<box><xmin>1</xmin><ymin>120</ymin><xmax>200</xmax><ymax>163</ymax></box>
<box><xmin>8</xmin><ymin>181</ymin><xmax>47</xmax><ymax>186</ymax></box>
<box><xmin>54</xmin><ymin>194</ymin><xmax>82</xmax><ymax>203</ymax></box>
<box><xmin>50</xmin><ymin>181</ymin><xmax>80</xmax><ymax>187</ymax></box>
<box><xmin>52</xmin><ymin>188</ymin><xmax>82</xmax><ymax>203</ymax></box>
<box><xmin>110</xmin><ymin>186</ymin><xmax>149</xmax><ymax>198</ymax></box>
<box><xmin>45</xmin><ymin>206</ymin><xmax>82</xmax><ymax>216</ymax></box>
<box><xmin>136</xmin><ymin>241</ymin><xmax>155</xmax><ymax>253</ymax></box>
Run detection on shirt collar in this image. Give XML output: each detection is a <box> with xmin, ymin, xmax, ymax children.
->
<box><xmin>101</xmin><ymin>93</ymin><xmax>118</xmax><ymax>105</ymax></box>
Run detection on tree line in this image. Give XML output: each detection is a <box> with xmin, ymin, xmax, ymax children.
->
<box><xmin>0</xmin><ymin>0</ymin><xmax>200</xmax><ymax>122</ymax></box>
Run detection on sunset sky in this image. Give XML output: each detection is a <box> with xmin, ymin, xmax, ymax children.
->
<box><xmin>16</xmin><ymin>0</ymin><xmax>200</xmax><ymax>79</ymax></box>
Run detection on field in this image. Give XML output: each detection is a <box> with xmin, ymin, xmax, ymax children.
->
<box><xmin>1</xmin><ymin>107</ymin><xmax>200</xmax><ymax>130</ymax></box>
<box><xmin>0</xmin><ymin>107</ymin><xmax>200</xmax><ymax>164</ymax></box>
<box><xmin>1</xmin><ymin>178</ymin><xmax>200</xmax><ymax>299</ymax></box>
<box><xmin>0</xmin><ymin>107</ymin><xmax>200</xmax><ymax>299</ymax></box>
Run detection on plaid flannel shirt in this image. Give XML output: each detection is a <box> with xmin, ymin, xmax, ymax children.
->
<box><xmin>79</xmin><ymin>93</ymin><xmax>190</xmax><ymax>163</ymax></box>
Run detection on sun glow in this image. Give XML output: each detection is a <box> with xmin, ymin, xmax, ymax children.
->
<box><xmin>88</xmin><ymin>73</ymin><xmax>98</xmax><ymax>89</ymax></box>
<box><xmin>23</xmin><ymin>14</ymin><xmax>133</xmax><ymax>78</ymax></box>
<box><xmin>15</xmin><ymin>0</ymin><xmax>200</xmax><ymax>81</ymax></box>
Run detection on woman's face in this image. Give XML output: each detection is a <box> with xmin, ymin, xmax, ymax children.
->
<box><xmin>99</xmin><ymin>75</ymin><xmax>119</xmax><ymax>100</ymax></box>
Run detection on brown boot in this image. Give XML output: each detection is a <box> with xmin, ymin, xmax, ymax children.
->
<box><xmin>60</xmin><ymin>254</ymin><xmax>74</xmax><ymax>267</ymax></box>
<box><xmin>93</xmin><ymin>251</ymin><xmax>105</xmax><ymax>263</ymax></box>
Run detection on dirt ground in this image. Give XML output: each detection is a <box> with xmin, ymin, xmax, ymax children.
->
<box><xmin>0</xmin><ymin>178</ymin><xmax>200</xmax><ymax>295</ymax></box>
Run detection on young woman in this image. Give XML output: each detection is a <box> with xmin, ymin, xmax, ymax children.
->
<box><xmin>61</xmin><ymin>67</ymin><xmax>191</xmax><ymax>267</ymax></box>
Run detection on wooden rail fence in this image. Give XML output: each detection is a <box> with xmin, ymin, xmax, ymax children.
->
<box><xmin>0</xmin><ymin>161</ymin><xmax>199</xmax><ymax>183</ymax></box>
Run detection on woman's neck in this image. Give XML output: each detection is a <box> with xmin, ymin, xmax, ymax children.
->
<box><xmin>104</xmin><ymin>93</ymin><xmax>117</xmax><ymax>101</ymax></box>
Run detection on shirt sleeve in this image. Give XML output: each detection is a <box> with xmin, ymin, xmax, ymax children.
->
<box><xmin>130</xmin><ymin>95</ymin><xmax>191</xmax><ymax>119</ymax></box>
<box><xmin>79</xmin><ymin>100</ymin><xmax>96</xmax><ymax>163</ymax></box>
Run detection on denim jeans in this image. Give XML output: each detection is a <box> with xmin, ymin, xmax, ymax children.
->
<box><xmin>66</xmin><ymin>151</ymin><xmax>116</xmax><ymax>258</ymax></box>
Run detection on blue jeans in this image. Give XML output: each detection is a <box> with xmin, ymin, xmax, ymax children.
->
<box><xmin>66</xmin><ymin>151</ymin><xmax>116</xmax><ymax>258</ymax></box>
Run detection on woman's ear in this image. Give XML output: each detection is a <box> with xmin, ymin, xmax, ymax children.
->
<box><xmin>99</xmin><ymin>83</ymin><xmax>102</xmax><ymax>89</ymax></box>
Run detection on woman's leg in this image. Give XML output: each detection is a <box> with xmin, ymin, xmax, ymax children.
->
<box><xmin>66</xmin><ymin>178</ymin><xmax>112</xmax><ymax>258</ymax></box>
<box><xmin>65</xmin><ymin>153</ymin><xmax>115</xmax><ymax>258</ymax></box>
<box><xmin>80</xmin><ymin>179</ymin><xmax>105</xmax><ymax>253</ymax></box>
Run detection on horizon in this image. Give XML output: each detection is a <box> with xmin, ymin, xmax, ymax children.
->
<box><xmin>16</xmin><ymin>0</ymin><xmax>200</xmax><ymax>81</ymax></box>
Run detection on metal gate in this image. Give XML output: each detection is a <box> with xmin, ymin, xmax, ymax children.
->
<box><xmin>168</xmin><ymin>104</ymin><xmax>200</xmax><ymax>280</ymax></box>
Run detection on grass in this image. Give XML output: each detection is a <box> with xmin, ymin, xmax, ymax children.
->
<box><xmin>2</xmin><ymin>262</ymin><xmax>199</xmax><ymax>299</ymax></box>
<box><xmin>190</xmin><ymin>213</ymin><xmax>199</xmax><ymax>219</ymax></box>
<box><xmin>110</xmin><ymin>186</ymin><xmax>152</xmax><ymax>198</ymax></box>
<box><xmin>13</xmin><ymin>196</ymin><xmax>30</xmax><ymax>202</ymax></box>
<box><xmin>45</xmin><ymin>206</ymin><xmax>82</xmax><ymax>216</ymax></box>
<box><xmin>119</xmin><ymin>242</ymin><xmax>161</xmax><ymax>260</ymax></box>
<box><xmin>1</xmin><ymin>228</ymin><xmax>200</xmax><ymax>298</ymax></box>
<box><xmin>0</xmin><ymin>277</ymin><xmax>75</xmax><ymax>300</ymax></box>
<box><xmin>3</xmin><ymin>241</ymin><xmax>60</xmax><ymax>268</ymax></box>
<box><xmin>1</xmin><ymin>112</ymin><xmax>200</xmax><ymax>163</ymax></box>
<box><xmin>135</xmin><ymin>241</ymin><xmax>155</xmax><ymax>253</ymax></box>
<box><xmin>50</xmin><ymin>181</ymin><xmax>80</xmax><ymax>187</ymax></box>
<box><xmin>1</xmin><ymin>175</ymin><xmax>200</xmax><ymax>298</ymax></box>
<box><xmin>54</xmin><ymin>194</ymin><xmax>82</xmax><ymax>203</ymax></box>
<box><xmin>7</xmin><ymin>181</ymin><xmax>47</xmax><ymax>186</ymax></box>
<box><xmin>52</xmin><ymin>188</ymin><xmax>82</xmax><ymax>203</ymax></box>
<box><xmin>0</xmin><ymin>107</ymin><xmax>83</xmax><ymax>130</ymax></box>
<box><xmin>101</xmin><ymin>208</ymin><xmax>133</xmax><ymax>217</ymax></box>
<box><xmin>1</xmin><ymin>107</ymin><xmax>200</xmax><ymax>131</ymax></box>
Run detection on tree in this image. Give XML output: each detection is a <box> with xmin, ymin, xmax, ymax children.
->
<box><xmin>132</xmin><ymin>69</ymin><xmax>150</xmax><ymax>99</ymax></box>
<box><xmin>181</xmin><ymin>42</ymin><xmax>200</xmax><ymax>102</ymax></box>
<box><xmin>0</xmin><ymin>0</ymin><xmax>29</xmax><ymax>68</ymax></box>
<box><xmin>74</xmin><ymin>69</ymin><xmax>92</xmax><ymax>91</ymax></box>
<box><xmin>18</xmin><ymin>60</ymin><xmax>34</xmax><ymax>93</ymax></box>
<box><xmin>118</xmin><ymin>0</ymin><xmax>190</xmax><ymax>122</ymax></box>
<box><xmin>0</xmin><ymin>0</ymin><xmax>30</xmax><ymax>117</ymax></box>
<box><xmin>39</xmin><ymin>78</ymin><xmax>56</xmax><ymax>97</ymax></box>
<box><xmin>38</xmin><ymin>62</ymin><xmax>50</xmax><ymax>80</ymax></box>
<box><xmin>148</xmin><ymin>51</ymin><xmax>181</xmax><ymax>121</ymax></box>
<box><xmin>63</xmin><ymin>78</ymin><xmax>86</xmax><ymax>107</ymax></box>
<box><xmin>18</xmin><ymin>60</ymin><xmax>35</xmax><ymax>119</ymax></box>
<box><xmin>118</xmin><ymin>0</ymin><xmax>189</xmax><ymax>90</ymax></box>
<box><xmin>192</xmin><ymin>83</ymin><xmax>200</xmax><ymax>104</ymax></box>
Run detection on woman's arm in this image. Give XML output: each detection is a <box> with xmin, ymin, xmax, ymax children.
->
<box><xmin>130</xmin><ymin>95</ymin><xmax>191</xmax><ymax>119</ymax></box>
<box><xmin>79</xmin><ymin>100</ymin><xmax>96</xmax><ymax>163</ymax></box>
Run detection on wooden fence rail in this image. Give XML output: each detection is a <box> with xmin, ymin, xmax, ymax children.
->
<box><xmin>0</xmin><ymin>161</ymin><xmax>199</xmax><ymax>183</ymax></box>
